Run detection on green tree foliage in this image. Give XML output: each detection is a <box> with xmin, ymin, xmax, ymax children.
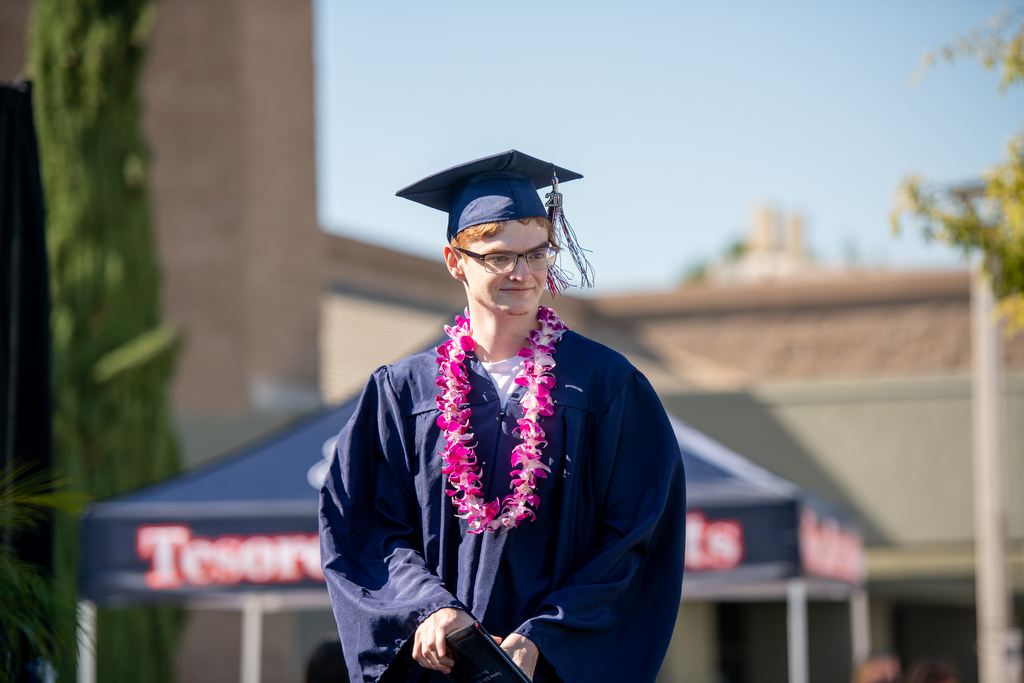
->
<box><xmin>27</xmin><ymin>1</ymin><xmax>183</xmax><ymax>681</ymax></box>
<box><xmin>892</xmin><ymin>10</ymin><xmax>1024</xmax><ymax>330</ymax></box>
<box><xmin>0</xmin><ymin>464</ymin><xmax>87</xmax><ymax>682</ymax></box>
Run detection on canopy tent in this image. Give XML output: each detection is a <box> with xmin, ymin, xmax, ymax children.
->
<box><xmin>80</xmin><ymin>403</ymin><xmax>354</xmax><ymax>607</ymax></box>
<box><xmin>674</xmin><ymin>416</ymin><xmax>864</xmax><ymax>596</ymax></box>
<box><xmin>670</xmin><ymin>417</ymin><xmax>870</xmax><ymax>683</ymax></box>
<box><xmin>78</xmin><ymin>398</ymin><xmax>866</xmax><ymax>683</ymax></box>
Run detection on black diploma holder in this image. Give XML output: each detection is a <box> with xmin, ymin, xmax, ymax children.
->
<box><xmin>442</xmin><ymin>622</ymin><xmax>532</xmax><ymax>683</ymax></box>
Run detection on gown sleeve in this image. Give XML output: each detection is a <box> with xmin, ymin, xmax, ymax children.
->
<box><xmin>516</xmin><ymin>371</ymin><xmax>687</xmax><ymax>683</ymax></box>
<box><xmin>319</xmin><ymin>366</ymin><xmax>462</xmax><ymax>682</ymax></box>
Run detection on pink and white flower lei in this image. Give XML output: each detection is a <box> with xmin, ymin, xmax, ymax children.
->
<box><xmin>434</xmin><ymin>306</ymin><xmax>568</xmax><ymax>533</ymax></box>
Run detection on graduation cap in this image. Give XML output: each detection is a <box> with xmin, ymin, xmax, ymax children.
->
<box><xmin>396</xmin><ymin>149</ymin><xmax>594</xmax><ymax>295</ymax></box>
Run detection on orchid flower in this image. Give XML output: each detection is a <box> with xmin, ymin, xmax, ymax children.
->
<box><xmin>435</xmin><ymin>307</ymin><xmax>566</xmax><ymax>533</ymax></box>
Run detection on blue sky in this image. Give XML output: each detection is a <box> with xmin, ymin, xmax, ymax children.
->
<box><xmin>313</xmin><ymin>1</ymin><xmax>1023</xmax><ymax>293</ymax></box>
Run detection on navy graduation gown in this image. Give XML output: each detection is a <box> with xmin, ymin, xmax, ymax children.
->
<box><xmin>319</xmin><ymin>331</ymin><xmax>686</xmax><ymax>683</ymax></box>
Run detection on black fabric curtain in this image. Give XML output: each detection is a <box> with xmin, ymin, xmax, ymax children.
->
<box><xmin>0</xmin><ymin>81</ymin><xmax>53</xmax><ymax>573</ymax></box>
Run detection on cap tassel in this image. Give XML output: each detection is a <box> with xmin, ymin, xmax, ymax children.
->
<box><xmin>545</xmin><ymin>172</ymin><xmax>595</xmax><ymax>297</ymax></box>
<box><xmin>546</xmin><ymin>264</ymin><xmax>571</xmax><ymax>296</ymax></box>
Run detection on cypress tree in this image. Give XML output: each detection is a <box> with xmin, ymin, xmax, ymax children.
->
<box><xmin>28</xmin><ymin>1</ymin><xmax>182</xmax><ymax>681</ymax></box>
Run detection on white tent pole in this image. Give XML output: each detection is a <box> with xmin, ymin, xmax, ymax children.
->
<box><xmin>77</xmin><ymin>600</ymin><xmax>96</xmax><ymax>683</ymax></box>
<box><xmin>787</xmin><ymin>579</ymin><xmax>808</xmax><ymax>683</ymax></box>
<box><xmin>849</xmin><ymin>588</ymin><xmax>870</xmax><ymax>666</ymax></box>
<box><xmin>240</xmin><ymin>594</ymin><xmax>263</xmax><ymax>683</ymax></box>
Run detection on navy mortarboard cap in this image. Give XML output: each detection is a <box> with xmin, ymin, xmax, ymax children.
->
<box><xmin>396</xmin><ymin>149</ymin><xmax>594</xmax><ymax>296</ymax></box>
<box><xmin>396</xmin><ymin>149</ymin><xmax>583</xmax><ymax>242</ymax></box>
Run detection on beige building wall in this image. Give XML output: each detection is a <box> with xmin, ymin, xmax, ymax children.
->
<box><xmin>145</xmin><ymin>0</ymin><xmax>249</xmax><ymax>412</ymax></box>
<box><xmin>755</xmin><ymin>376</ymin><xmax>981</xmax><ymax>544</ymax></box>
<box><xmin>145</xmin><ymin>0</ymin><xmax>322</xmax><ymax>415</ymax></box>
<box><xmin>236</xmin><ymin>0</ymin><xmax>321</xmax><ymax>409</ymax></box>
<box><xmin>315</xmin><ymin>232</ymin><xmax>468</xmax><ymax>403</ymax></box>
<box><xmin>319</xmin><ymin>291</ymin><xmax>455</xmax><ymax>404</ymax></box>
<box><xmin>659</xmin><ymin>602</ymin><xmax>719</xmax><ymax>683</ymax></box>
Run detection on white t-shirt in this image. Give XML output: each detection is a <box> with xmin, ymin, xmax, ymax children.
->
<box><xmin>480</xmin><ymin>356</ymin><xmax>525</xmax><ymax>409</ymax></box>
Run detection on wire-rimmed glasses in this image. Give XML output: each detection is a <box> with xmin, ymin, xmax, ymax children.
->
<box><xmin>455</xmin><ymin>246</ymin><xmax>558</xmax><ymax>274</ymax></box>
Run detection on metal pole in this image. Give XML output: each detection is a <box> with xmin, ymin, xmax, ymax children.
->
<box><xmin>77</xmin><ymin>600</ymin><xmax>96</xmax><ymax>683</ymax></box>
<box><xmin>240</xmin><ymin>594</ymin><xmax>263</xmax><ymax>683</ymax></box>
<box><xmin>972</xmin><ymin>266</ymin><xmax>1010</xmax><ymax>683</ymax></box>
<box><xmin>787</xmin><ymin>579</ymin><xmax>808</xmax><ymax>683</ymax></box>
<box><xmin>849</xmin><ymin>587</ymin><xmax>870</xmax><ymax>666</ymax></box>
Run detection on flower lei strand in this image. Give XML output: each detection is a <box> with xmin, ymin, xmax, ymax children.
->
<box><xmin>435</xmin><ymin>306</ymin><xmax>568</xmax><ymax>533</ymax></box>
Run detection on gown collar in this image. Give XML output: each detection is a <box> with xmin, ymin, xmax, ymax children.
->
<box><xmin>463</xmin><ymin>355</ymin><xmax>525</xmax><ymax>407</ymax></box>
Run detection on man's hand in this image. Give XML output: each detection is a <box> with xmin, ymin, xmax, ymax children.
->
<box><xmin>501</xmin><ymin>633</ymin><xmax>539</xmax><ymax>681</ymax></box>
<box><xmin>412</xmin><ymin>608</ymin><xmax>474</xmax><ymax>675</ymax></box>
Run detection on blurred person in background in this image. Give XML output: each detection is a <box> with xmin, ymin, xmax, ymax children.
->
<box><xmin>306</xmin><ymin>639</ymin><xmax>348</xmax><ymax>683</ymax></box>
<box><xmin>853</xmin><ymin>651</ymin><xmax>903</xmax><ymax>683</ymax></box>
<box><xmin>906</xmin><ymin>658</ymin><xmax>959</xmax><ymax>683</ymax></box>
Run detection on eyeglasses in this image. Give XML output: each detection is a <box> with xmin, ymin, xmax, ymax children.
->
<box><xmin>455</xmin><ymin>246</ymin><xmax>558</xmax><ymax>274</ymax></box>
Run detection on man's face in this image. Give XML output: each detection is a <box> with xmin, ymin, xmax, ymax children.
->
<box><xmin>444</xmin><ymin>218</ymin><xmax>550</xmax><ymax>319</ymax></box>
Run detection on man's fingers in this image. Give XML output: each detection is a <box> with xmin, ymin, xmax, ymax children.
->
<box><xmin>428</xmin><ymin>627</ymin><xmax>450</xmax><ymax>673</ymax></box>
<box><xmin>425</xmin><ymin>651</ymin><xmax>444</xmax><ymax>672</ymax></box>
<box><xmin>411</xmin><ymin>607</ymin><xmax>474</xmax><ymax>673</ymax></box>
<box><xmin>421</xmin><ymin>646</ymin><xmax>442</xmax><ymax>672</ymax></box>
<box><xmin>412</xmin><ymin>627</ymin><xmax>444</xmax><ymax>672</ymax></box>
<box><xmin>412</xmin><ymin>636</ymin><xmax>427</xmax><ymax>668</ymax></box>
<box><xmin>492</xmin><ymin>635</ymin><xmax>503</xmax><ymax>644</ymax></box>
<box><xmin>435</xmin><ymin>624</ymin><xmax>447</xmax><ymax>660</ymax></box>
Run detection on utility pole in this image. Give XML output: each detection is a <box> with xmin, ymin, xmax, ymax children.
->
<box><xmin>972</xmin><ymin>264</ymin><xmax>1014</xmax><ymax>683</ymax></box>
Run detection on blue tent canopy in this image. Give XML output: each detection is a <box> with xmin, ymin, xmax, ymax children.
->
<box><xmin>669</xmin><ymin>416</ymin><xmax>863</xmax><ymax>599</ymax></box>
<box><xmin>80</xmin><ymin>399</ymin><xmax>864</xmax><ymax>605</ymax></box>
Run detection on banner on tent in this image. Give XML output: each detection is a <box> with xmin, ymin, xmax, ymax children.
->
<box><xmin>799</xmin><ymin>509</ymin><xmax>864</xmax><ymax>584</ymax></box>
<box><xmin>136</xmin><ymin>524</ymin><xmax>324</xmax><ymax>589</ymax></box>
<box><xmin>685</xmin><ymin>511</ymin><xmax>744</xmax><ymax>571</ymax></box>
<box><xmin>80</xmin><ymin>511</ymin><xmax>327</xmax><ymax>602</ymax></box>
<box><xmin>684</xmin><ymin>503</ymin><xmax>863</xmax><ymax>585</ymax></box>
<box><xmin>83</xmin><ymin>506</ymin><xmax>864</xmax><ymax>602</ymax></box>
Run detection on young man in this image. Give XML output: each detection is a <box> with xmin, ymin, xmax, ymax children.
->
<box><xmin>319</xmin><ymin>150</ymin><xmax>685</xmax><ymax>682</ymax></box>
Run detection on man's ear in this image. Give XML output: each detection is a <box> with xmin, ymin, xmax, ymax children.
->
<box><xmin>443</xmin><ymin>245</ymin><xmax>467</xmax><ymax>283</ymax></box>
